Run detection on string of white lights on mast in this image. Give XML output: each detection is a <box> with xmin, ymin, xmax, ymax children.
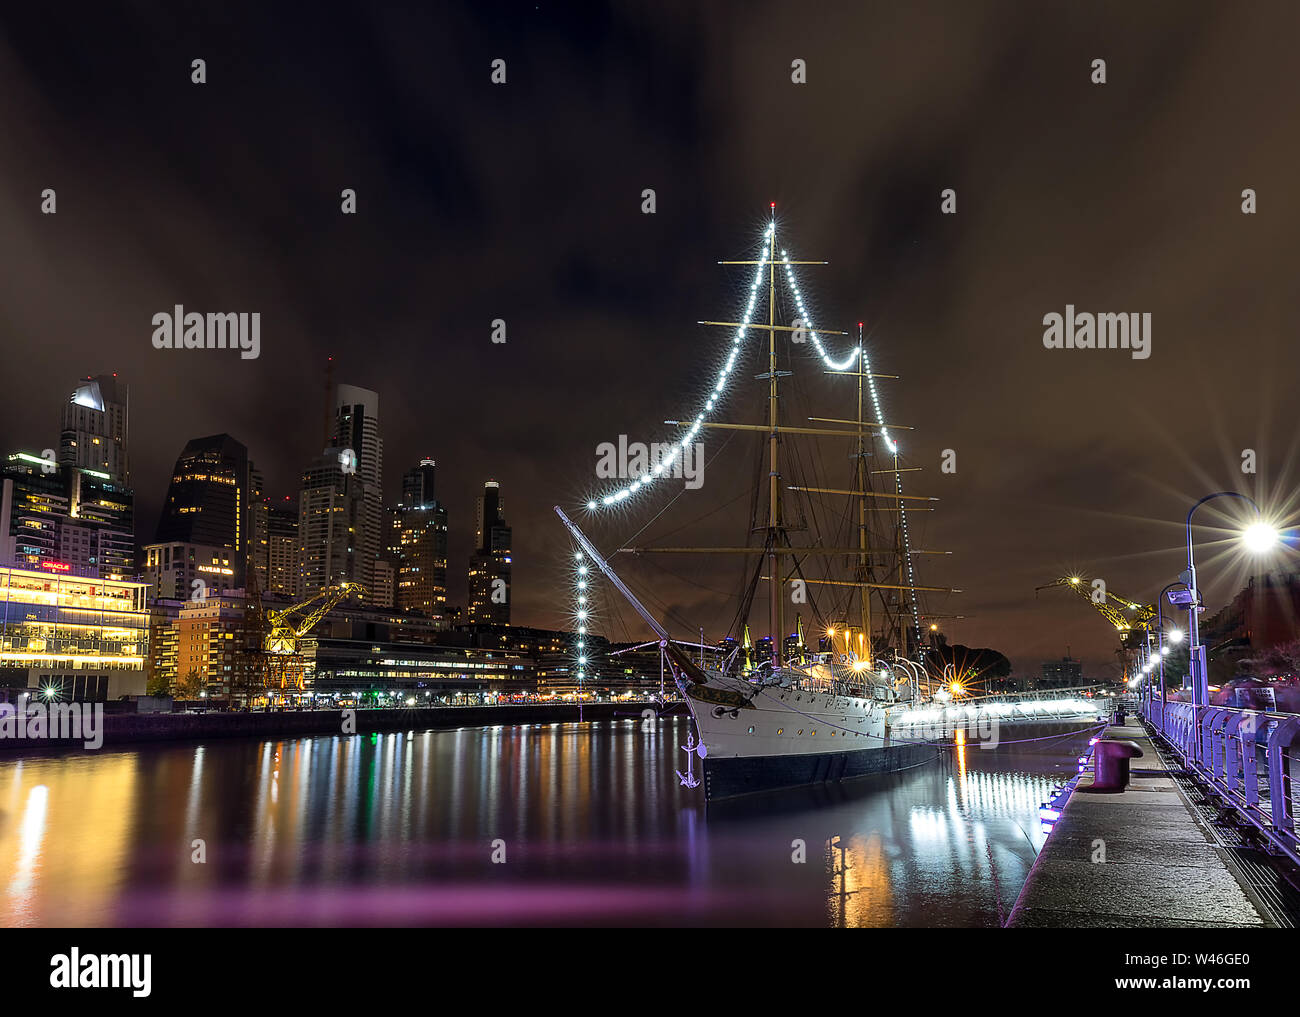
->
<box><xmin>572</xmin><ymin>214</ymin><xmax>926</xmax><ymax>676</ymax></box>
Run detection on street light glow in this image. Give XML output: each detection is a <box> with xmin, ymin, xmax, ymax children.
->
<box><xmin>1168</xmin><ymin>629</ymin><xmax>1184</xmax><ymax>644</ymax></box>
<box><xmin>1242</xmin><ymin>522</ymin><xmax>1278</xmax><ymax>553</ymax></box>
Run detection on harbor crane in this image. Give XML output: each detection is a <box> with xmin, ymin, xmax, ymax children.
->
<box><xmin>1036</xmin><ymin>576</ymin><xmax>1159</xmax><ymax>681</ymax></box>
<box><xmin>1035</xmin><ymin>576</ymin><xmax>1156</xmax><ymax>649</ymax></box>
<box><xmin>257</xmin><ymin>582</ymin><xmax>366</xmax><ymax>692</ymax></box>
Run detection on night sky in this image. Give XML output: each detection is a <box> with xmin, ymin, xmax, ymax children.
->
<box><xmin>2</xmin><ymin>2</ymin><xmax>1298</xmax><ymax>677</ymax></box>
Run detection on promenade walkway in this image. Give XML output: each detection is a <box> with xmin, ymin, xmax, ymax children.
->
<box><xmin>1007</xmin><ymin>715</ymin><xmax>1271</xmax><ymax>928</ymax></box>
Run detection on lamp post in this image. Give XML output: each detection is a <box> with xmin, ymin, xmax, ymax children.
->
<box><xmin>1154</xmin><ymin>582</ymin><xmax>1187</xmax><ymax>710</ymax></box>
<box><xmin>1180</xmin><ymin>492</ymin><xmax>1277</xmax><ymax>758</ymax></box>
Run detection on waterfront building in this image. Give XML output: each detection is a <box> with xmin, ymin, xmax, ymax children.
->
<box><xmin>300</xmin><ymin>621</ymin><xmax>663</xmax><ymax>703</ymax></box>
<box><xmin>174</xmin><ymin>590</ymin><xmax>260</xmax><ymax>699</ymax></box>
<box><xmin>0</xmin><ymin>563</ymin><xmax>148</xmax><ymax>700</ymax></box>
<box><xmin>145</xmin><ymin>598</ymin><xmax>183</xmax><ymax>695</ymax></box>
<box><xmin>305</xmin><ymin>636</ymin><xmax>532</xmax><ymax>703</ymax></box>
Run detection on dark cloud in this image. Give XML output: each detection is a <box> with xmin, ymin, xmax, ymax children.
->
<box><xmin>1</xmin><ymin>1</ymin><xmax>1297</xmax><ymax>675</ymax></box>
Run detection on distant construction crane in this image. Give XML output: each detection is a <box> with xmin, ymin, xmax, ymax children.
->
<box><xmin>1036</xmin><ymin>575</ymin><xmax>1157</xmax><ymax>652</ymax></box>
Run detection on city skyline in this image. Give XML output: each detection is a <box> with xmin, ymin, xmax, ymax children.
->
<box><xmin>2</xmin><ymin>368</ymin><xmax>521</xmax><ymax>619</ymax></box>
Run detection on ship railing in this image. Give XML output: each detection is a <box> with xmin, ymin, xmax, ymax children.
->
<box><xmin>1142</xmin><ymin>696</ymin><xmax>1300</xmax><ymax>867</ymax></box>
<box><xmin>895</xmin><ymin>696</ymin><xmax>1107</xmax><ymax>725</ymax></box>
<box><xmin>752</xmin><ymin>668</ymin><xmax>879</xmax><ymax>701</ymax></box>
<box><xmin>961</xmin><ymin>684</ymin><xmax>1113</xmax><ymax>704</ymax></box>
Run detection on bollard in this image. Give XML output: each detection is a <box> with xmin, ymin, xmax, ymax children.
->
<box><xmin>1085</xmin><ymin>739</ymin><xmax>1143</xmax><ymax>792</ymax></box>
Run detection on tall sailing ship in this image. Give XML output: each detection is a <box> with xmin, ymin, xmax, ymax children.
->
<box><xmin>557</xmin><ymin>211</ymin><xmax>966</xmax><ymax>799</ymax></box>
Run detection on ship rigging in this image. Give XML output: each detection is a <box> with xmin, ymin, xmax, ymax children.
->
<box><xmin>579</xmin><ymin>210</ymin><xmax>957</xmax><ymax>673</ymax></box>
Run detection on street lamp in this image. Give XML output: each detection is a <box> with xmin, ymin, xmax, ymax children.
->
<box><xmin>1182</xmin><ymin>493</ymin><xmax>1278</xmax><ymax>749</ymax></box>
<box><xmin>1152</xmin><ymin>581</ymin><xmax>1189</xmax><ymax>711</ymax></box>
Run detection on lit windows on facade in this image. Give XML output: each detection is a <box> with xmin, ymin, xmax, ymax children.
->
<box><xmin>0</xmin><ymin>564</ymin><xmax>148</xmax><ymax>700</ymax></box>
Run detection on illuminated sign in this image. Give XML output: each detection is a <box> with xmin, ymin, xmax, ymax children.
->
<box><xmin>39</xmin><ymin>561</ymin><xmax>72</xmax><ymax>573</ymax></box>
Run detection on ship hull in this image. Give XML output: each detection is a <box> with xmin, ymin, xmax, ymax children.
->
<box><xmin>702</xmin><ymin>740</ymin><xmax>940</xmax><ymax>800</ymax></box>
<box><xmin>682</xmin><ymin>674</ymin><xmax>1109</xmax><ymax>800</ymax></box>
<box><xmin>683</xmin><ymin>675</ymin><xmax>942</xmax><ymax>799</ymax></box>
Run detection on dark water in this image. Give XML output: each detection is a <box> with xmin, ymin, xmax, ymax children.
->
<box><xmin>0</xmin><ymin>716</ymin><xmax>1094</xmax><ymax>927</ymax></box>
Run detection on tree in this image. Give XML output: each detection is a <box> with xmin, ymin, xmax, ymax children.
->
<box><xmin>175</xmin><ymin>668</ymin><xmax>206</xmax><ymax>700</ymax></box>
<box><xmin>1240</xmin><ymin>639</ymin><xmax>1300</xmax><ymax>678</ymax></box>
<box><xmin>923</xmin><ymin>643</ymin><xmax>1012</xmax><ymax>689</ymax></box>
<box><xmin>145</xmin><ymin>671</ymin><xmax>172</xmax><ymax>697</ymax></box>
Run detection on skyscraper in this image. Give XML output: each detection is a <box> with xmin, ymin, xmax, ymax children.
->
<box><xmin>389</xmin><ymin>458</ymin><xmax>448</xmax><ymax>621</ymax></box>
<box><xmin>266</xmin><ymin>498</ymin><xmax>299</xmax><ymax>597</ymax></box>
<box><xmin>0</xmin><ymin>451</ymin><xmax>134</xmax><ymax>579</ymax></box>
<box><xmin>58</xmin><ymin>374</ymin><xmax>130</xmax><ymax>486</ymax></box>
<box><xmin>247</xmin><ymin>466</ymin><xmax>267</xmax><ymax>592</ymax></box>
<box><xmin>297</xmin><ymin>448</ymin><xmax>365</xmax><ymax>597</ymax></box>
<box><xmin>330</xmin><ymin>385</ymin><xmax>383</xmax><ymax>593</ymax></box>
<box><xmin>401</xmin><ymin>458</ymin><xmax>437</xmax><ymax>508</ymax></box>
<box><xmin>155</xmin><ymin>434</ymin><xmax>252</xmax><ymax>585</ymax></box>
<box><xmin>467</xmin><ymin>479</ymin><xmax>511</xmax><ymax>625</ymax></box>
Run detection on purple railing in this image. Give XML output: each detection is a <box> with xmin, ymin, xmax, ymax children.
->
<box><xmin>1143</xmin><ymin>693</ymin><xmax>1300</xmax><ymax>866</ymax></box>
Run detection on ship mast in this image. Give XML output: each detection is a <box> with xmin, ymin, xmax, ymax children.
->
<box><xmin>619</xmin><ymin>209</ymin><xmax>959</xmax><ymax>671</ymax></box>
<box><xmin>765</xmin><ymin>218</ymin><xmax>783</xmax><ymax>667</ymax></box>
<box><xmin>854</xmin><ymin>329</ymin><xmax>873</xmax><ymax>666</ymax></box>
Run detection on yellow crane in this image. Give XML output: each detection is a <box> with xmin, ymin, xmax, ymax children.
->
<box><xmin>260</xmin><ymin>582</ymin><xmax>366</xmax><ymax>692</ymax></box>
<box><xmin>1036</xmin><ymin>576</ymin><xmax>1157</xmax><ymax>650</ymax></box>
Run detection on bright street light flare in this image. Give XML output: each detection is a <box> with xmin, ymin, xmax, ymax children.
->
<box><xmin>1242</xmin><ymin>522</ymin><xmax>1279</xmax><ymax>553</ymax></box>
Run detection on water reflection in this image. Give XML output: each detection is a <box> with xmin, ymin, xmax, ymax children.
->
<box><xmin>0</xmin><ymin>717</ymin><xmax>1091</xmax><ymax>927</ymax></box>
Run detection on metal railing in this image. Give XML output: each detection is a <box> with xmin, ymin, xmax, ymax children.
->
<box><xmin>961</xmin><ymin>683</ymin><xmax>1114</xmax><ymax>704</ymax></box>
<box><xmin>1143</xmin><ymin>694</ymin><xmax>1300</xmax><ymax>867</ymax></box>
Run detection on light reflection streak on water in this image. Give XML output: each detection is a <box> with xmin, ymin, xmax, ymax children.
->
<box><xmin>0</xmin><ymin>719</ymin><xmax>1091</xmax><ymax>927</ymax></box>
<box><xmin>8</xmin><ymin>784</ymin><xmax>48</xmax><ymax>915</ymax></box>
